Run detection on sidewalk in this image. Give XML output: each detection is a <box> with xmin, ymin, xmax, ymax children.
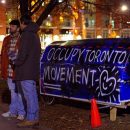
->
<box><xmin>0</xmin><ymin>103</ymin><xmax>52</xmax><ymax>130</ymax></box>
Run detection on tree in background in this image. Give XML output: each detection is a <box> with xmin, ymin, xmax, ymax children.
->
<box><xmin>19</xmin><ymin>0</ymin><xmax>99</xmax><ymax>26</ymax></box>
<box><xmin>17</xmin><ymin>0</ymin><xmax>130</xmax><ymax>27</ymax></box>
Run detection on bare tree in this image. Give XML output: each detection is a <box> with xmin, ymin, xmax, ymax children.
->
<box><xmin>36</xmin><ymin>0</ymin><xmax>59</xmax><ymax>26</ymax></box>
<box><xmin>19</xmin><ymin>0</ymin><xmax>67</xmax><ymax>26</ymax></box>
<box><xmin>19</xmin><ymin>0</ymin><xmax>122</xmax><ymax>27</ymax></box>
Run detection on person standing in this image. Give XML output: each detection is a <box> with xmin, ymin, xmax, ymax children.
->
<box><xmin>14</xmin><ymin>15</ymin><xmax>41</xmax><ymax>127</ymax></box>
<box><xmin>1</xmin><ymin>20</ymin><xmax>25</xmax><ymax>120</ymax></box>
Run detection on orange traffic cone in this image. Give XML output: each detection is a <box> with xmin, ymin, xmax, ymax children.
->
<box><xmin>91</xmin><ymin>98</ymin><xmax>102</xmax><ymax>128</ymax></box>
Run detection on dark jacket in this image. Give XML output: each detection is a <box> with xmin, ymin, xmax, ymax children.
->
<box><xmin>14</xmin><ymin>22</ymin><xmax>41</xmax><ymax>81</ymax></box>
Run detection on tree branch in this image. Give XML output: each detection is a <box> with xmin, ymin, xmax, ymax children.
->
<box><xmin>82</xmin><ymin>0</ymin><xmax>112</xmax><ymax>7</ymax></box>
<box><xmin>30</xmin><ymin>0</ymin><xmax>43</xmax><ymax>11</ymax></box>
<box><xmin>30</xmin><ymin>0</ymin><xmax>44</xmax><ymax>16</ymax></box>
<box><xmin>36</xmin><ymin>0</ymin><xmax>59</xmax><ymax>26</ymax></box>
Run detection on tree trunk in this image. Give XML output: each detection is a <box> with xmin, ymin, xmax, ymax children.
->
<box><xmin>19</xmin><ymin>0</ymin><xmax>29</xmax><ymax>16</ymax></box>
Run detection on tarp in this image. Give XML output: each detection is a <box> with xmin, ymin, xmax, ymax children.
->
<box><xmin>40</xmin><ymin>39</ymin><xmax>130</xmax><ymax>105</ymax></box>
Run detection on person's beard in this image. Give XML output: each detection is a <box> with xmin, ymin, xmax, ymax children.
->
<box><xmin>10</xmin><ymin>32</ymin><xmax>14</xmax><ymax>35</ymax></box>
<box><xmin>10</xmin><ymin>31</ymin><xmax>16</xmax><ymax>35</ymax></box>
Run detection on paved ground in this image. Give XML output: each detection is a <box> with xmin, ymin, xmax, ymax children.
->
<box><xmin>0</xmin><ymin>116</ymin><xmax>32</xmax><ymax>130</ymax></box>
<box><xmin>0</xmin><ymin>103</ymin><xmax>52</xmax><ymax>130</ymax></box>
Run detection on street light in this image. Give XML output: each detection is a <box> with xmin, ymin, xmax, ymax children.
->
<box><xmin>58</xmin><ymin>0</ymin><xmax>63</xmax><ymax>2</ymax></box>
<box><xmin>110</xmin><ymin>4</ymin><xmax>128</xmax><ymax>24</ymax></box>
<box><xmin>108</xmin><ymin>4</ymin><xmax>129</xmax><ymax>37</ymax></box>
<box><xmin>119</xmin><ymin>4</ymin><xmax>128</xmax><ymax>28</ymax></box>
<box><xmin>121</xmin><ymin>4</ymin><xmax>128</xmax><ymax>11</ymax></box>
<box><xmin>1</xmin><ymin>0</ymin><xmax>6</xmax><ymax>4</ymax></box>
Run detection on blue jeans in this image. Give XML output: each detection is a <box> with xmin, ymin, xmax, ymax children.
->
<box><xmin>7</xmin><ymin>78</ymin><xmax>25</xmax><ymax>116</ymax></box>
<box><xmin>20</xmin><ymin>80</ymin><xmax>39</xmax><ymax>121</ymax></box>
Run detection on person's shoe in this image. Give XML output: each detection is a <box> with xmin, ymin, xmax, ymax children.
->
<box><xmin>1</xmin><ymin>111</ymin><xmax>17</xmax><ymax>118</ymax></box>
<box><xmin>17</xmin><ymin>120</ymin><xmax>39</xmax><ymax>128</ymax></box>
<box><xmin>17</xmin><ymin>115</ymin><xmax>24</xmax><ymax>121</ymax></box>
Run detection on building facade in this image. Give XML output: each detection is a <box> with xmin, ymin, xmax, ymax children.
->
<box><xmin>0</xmin><ymin>3</ymin><xmax>6</xmax><ymax>52</ymax></box>
<box><xmin>1</xmin><ymin>0</ymin><xmax>130</xmax><ymax>50</ymax></box>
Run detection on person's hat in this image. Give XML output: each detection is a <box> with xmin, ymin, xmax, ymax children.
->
<box><xmin>9</xmin><ymin>20</ymin><xmax>20</xmax><ymax>27</ymax></box>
